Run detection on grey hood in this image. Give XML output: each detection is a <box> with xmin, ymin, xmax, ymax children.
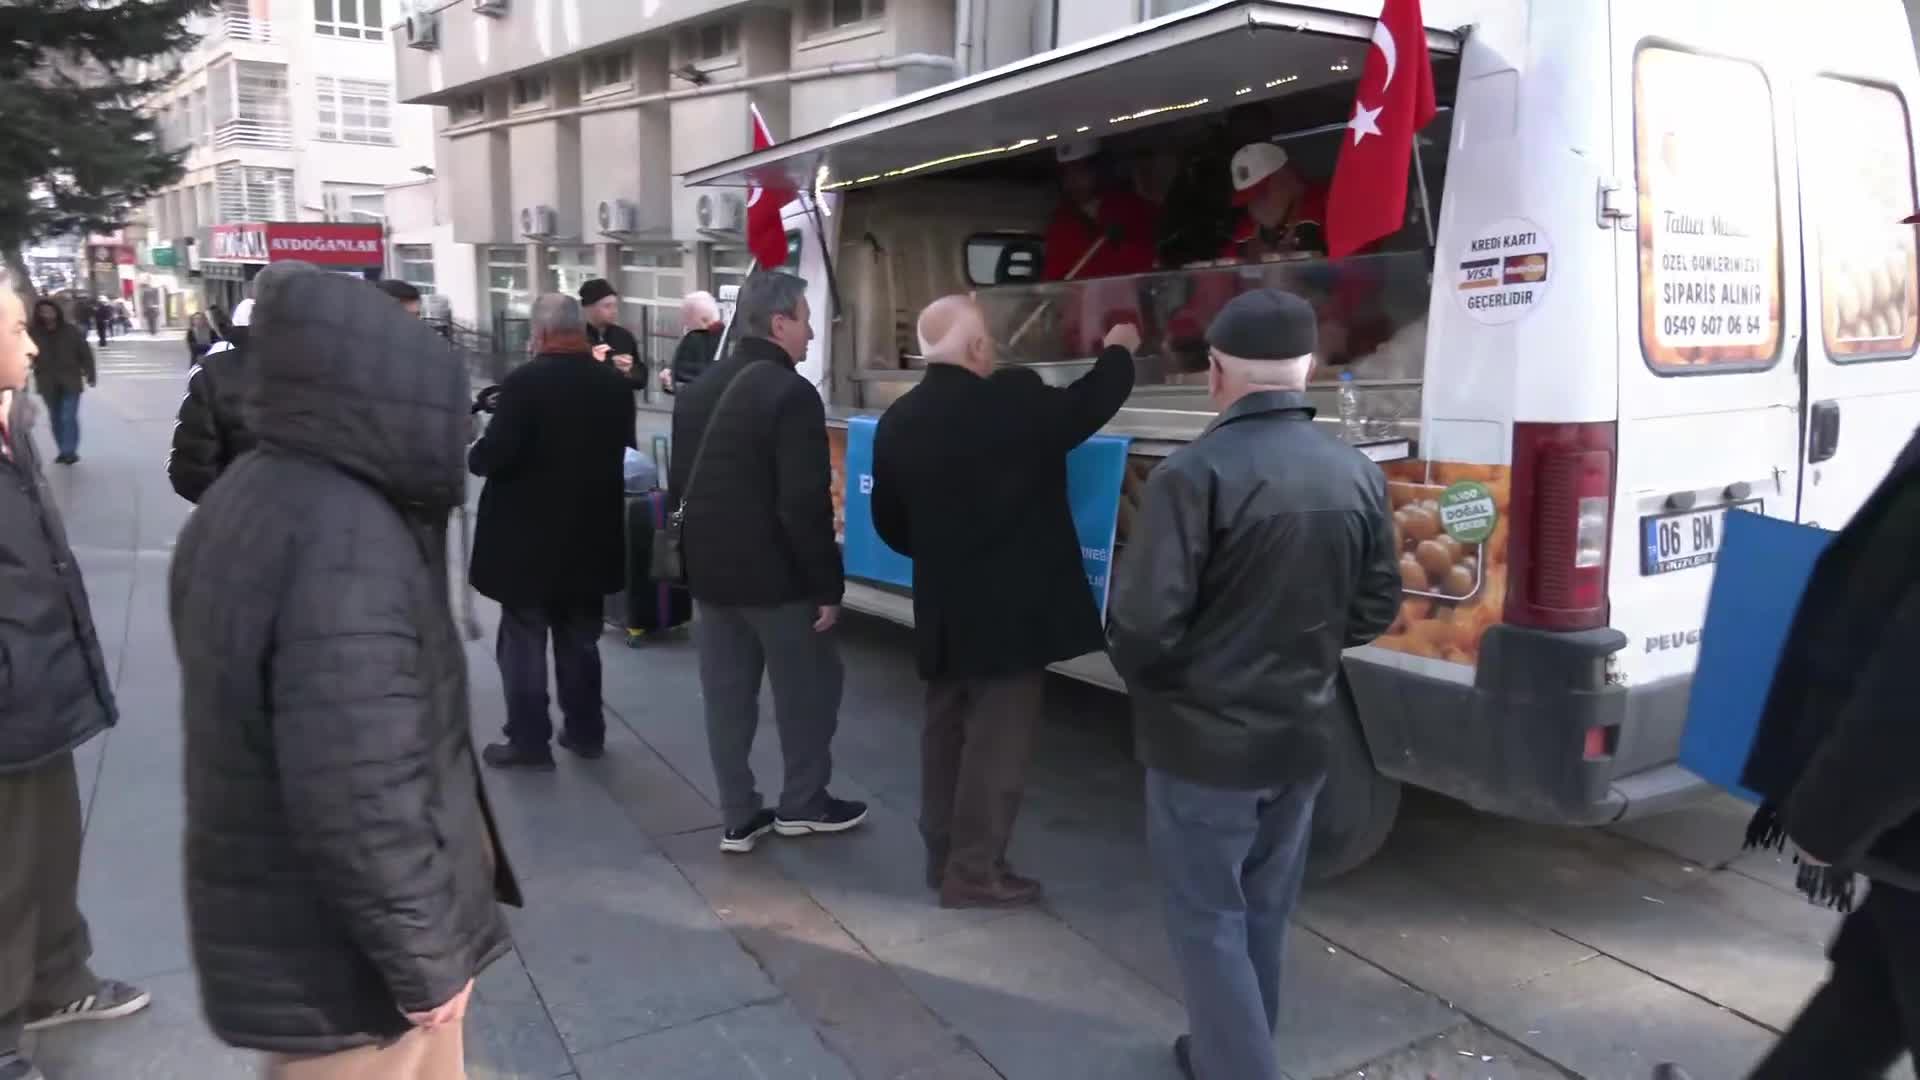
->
<box><xmin>246</xmin><ymin>271</ymin><xmax>469</xmax><ymax>511</ymax></box>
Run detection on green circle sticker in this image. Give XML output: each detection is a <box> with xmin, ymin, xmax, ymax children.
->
<box><xmin>1439</xmin><ymin>481</ymin><xmax>1498</xmax><ymax>545</ymax></box>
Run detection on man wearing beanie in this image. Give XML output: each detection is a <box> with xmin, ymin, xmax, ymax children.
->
<box><xmin>579</xmin><ymin>278</ymin><xmax>646</xmax><ymax>389</ymax></box>
<box><xmin>1108</xmin><ymin>289</ymin><xmax>1401</xmax><ymax>1080</ymax></box>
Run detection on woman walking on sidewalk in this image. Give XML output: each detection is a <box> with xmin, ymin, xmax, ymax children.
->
<box><xmin>26</xmin><ymin>298</ymin><xmax>95</xmax><ymax>465</ymax></box>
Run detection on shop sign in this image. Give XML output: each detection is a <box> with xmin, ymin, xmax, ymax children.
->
<box><xmin>209</xmin><ymin>224</ymin><xmax>270</xmax><ymax>263</ymax></box>
<box><xmin>266</xmin><ymin>223</ymin><xmax>384</xmax><ymax>267</ymax></box>
<box><xmin>150</xmin><ymin>245</ymin><xmax>177</xmax><ymax>268</ymax></box>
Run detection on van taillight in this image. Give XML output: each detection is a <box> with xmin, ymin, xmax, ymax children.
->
<box><xmin>1505</xmin><ymin>421</ymin><xmax>1617</xmax><ymax>632</ymax></box>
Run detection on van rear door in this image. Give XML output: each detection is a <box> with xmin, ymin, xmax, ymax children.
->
<box><xmin>1792</xmin><ymin>16</ymin><xmax>1920</xmax><ymax>529</ymax></box>
<box><xmin>1607</xmin><ymin>2</ymin><xmax>1804</xmax><ymax>688</ymax></box>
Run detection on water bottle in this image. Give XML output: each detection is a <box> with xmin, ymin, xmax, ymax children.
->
<box><xmin>1337</xmin><ymin>370</ymin><xmax>1362</xmax><ymax>441</ymax></box>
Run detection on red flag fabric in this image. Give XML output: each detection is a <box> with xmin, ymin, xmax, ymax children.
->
<box><xmin>747</xmin><ymin>103</ymin><xmax>797</xmax><ymax>270</ymax></box>
<box><xmin>1324</xmin><ymin>0</ymin><xmax>1437</xmax><ymax>258</ymax></box>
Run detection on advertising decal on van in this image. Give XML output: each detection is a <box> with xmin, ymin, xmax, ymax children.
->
<box><xmin>1455</xmin><ymin>217</ymin><xmax>1553</xmax><ymax>324</ymax></box>
<box><xmin>1373</xmin><ymin>461</ymin><xmax>1512</xmax><ymax>667</ymax></box>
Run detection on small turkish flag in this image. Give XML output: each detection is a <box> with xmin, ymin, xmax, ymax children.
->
<box><xmin>747</xmin><ymin>102</ymin><xmax>797</xmax><ymax>270</ymax></box>
<box><xmin>1325</xmin><ymin>0</ymin><xmax>1437</xmax><ymax>258</ymax></box>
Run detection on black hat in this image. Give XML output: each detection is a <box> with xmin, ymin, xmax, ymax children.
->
<box><xmin>1206</xmin><ymin>288</ymin><xmax>1318</xmax><ymax>361</ymax></box>
<box><xmin>579</xmin><ymin>278</ymin><xmax>617</xmax><ymax>306</ymax></box>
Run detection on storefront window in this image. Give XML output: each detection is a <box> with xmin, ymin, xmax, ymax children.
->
<box><xmin>544</xmin><ymin>246</ymin><xmax>598</xmax><ymax>297</ymax></box>
<box><xmin>486</xmin><ymin>246</ymin><xmax>530</xmax><ymax>318</ymax></box>
<box><xmin>619</xmin><ymin>247</ymin><xmax>689</xmax><ymax>394</ymax></box>
<box><xmin>395</xmin><ymin>244</ymin><xmax>435</xmax><ymax>295</ymax></box>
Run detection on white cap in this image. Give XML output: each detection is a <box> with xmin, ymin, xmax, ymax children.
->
<box><xmin>229</xmin><ymin>298</ymin><xmax>256</xmax><ymax>327</ymax></box>
<box><xmin>1056</xmin><ymin>137</ymin><xmax>1100</xmax><ymax>164</ymax></box>
<box><xmin>1229</xmin><ymin>141</ymin><xmax>1290</xmax><ymax>198</ymax></box>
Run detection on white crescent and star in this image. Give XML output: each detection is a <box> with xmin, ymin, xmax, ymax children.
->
<box><xmin>1346</xmin><ymin>21</ymin><xmax>1398</xmax><ymax>145</ymax></box>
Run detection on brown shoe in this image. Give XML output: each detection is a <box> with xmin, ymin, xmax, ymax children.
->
<box><xmin>939</xmin><ymin>868</ymin><xmax>1043</xmax><ymax>909</ymax></box>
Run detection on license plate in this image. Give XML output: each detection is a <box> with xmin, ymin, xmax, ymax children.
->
<box><xmin>1640</xmin><ymin>500</ymin><xmax>1763</xmax><ymax>576</ymax></box>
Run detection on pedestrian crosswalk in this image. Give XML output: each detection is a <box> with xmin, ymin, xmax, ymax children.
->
<box><xmin>94</xmin><ymin>337</ymin><xmax>189</xmax><ymax>382</ymax></box>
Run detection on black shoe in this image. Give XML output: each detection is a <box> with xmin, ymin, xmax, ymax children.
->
<box><xmin>481</xmin><ymin>741</ymin><xmax>555</xmax><ymax>771</ymax></box>
<box><xmin>1651</xmin><ymin>1068</ymin><xmax>1693</xmax><ymax>1080</ymax></box>
<box><xmin>23</xmin><ymin>978</ymin><xmax>151</xmax><ymax>1032</ymax></box>
<box><xmin>1173</xmin><ymin>1035</ymin><xmax>1195</xmax><ymax>1080</ymax></box>
<box><xmin>775</xmin><ymin>797</ymin><xmax>869</xmax><ymax>837</ymax></box>
<box><xmin>53</xmin><ymin>454</ymin><xmax>74</xmax><ymax>465</ymax></box>
<box><xmin>0</xmin><ymin>1055</ymin><xmax>45</xmax><ymax>1080</ymax></box>
<box><xmin>557</xmin><ymin>731</ymin><xmax>605</xmax><ymax>760</ymax></box>
<box><xmin>720</xmin><ymin>810</ymin><xmax>778</xmax><ymax>854</ymax></box>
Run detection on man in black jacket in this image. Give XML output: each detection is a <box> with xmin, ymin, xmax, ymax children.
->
<box><xmin>872</xmin><ymin>295</ymin><xmax>1136</xmax><ymax>908</ymax></box>
<box><xmin>168</xmin><ymin>263</ymin><xmax>316</xmax><ymax>503</ymax></box>
<box><xmin>27</xmin><ymin>298</ymin><xmax>94</xmax><ymax>464</ymax></box>
<box><xmin>1109</xmin><ymin>290</ymin><xmax>1400</xmax><ymax>1080</ymax></box>
<box><xmin>1</xmin><ymin>286</ymin><xmax>151</xmax><ymax>1080</ymax></box>
<box><xmin>170</xmin><ymin>271</ymin><xmax>521</xmax><ymax>1075</ymax></box>
<box><xmin>669</xmin><ymin>270</ymin><xmax>864</xmax><ymax>853</ymax></box>
<box><xmin>470</xmin><ymin>294</ymin><xmax>636</xmax><ymax>768</ymax></box>
<box><xmin>580</xmin><ymin>278</ymin><xmax>649</xmax><ymax>390</ymax></box>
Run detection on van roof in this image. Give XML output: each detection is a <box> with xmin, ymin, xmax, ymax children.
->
<box><xmin>683</xmin><ymin>0</ymin><xmax>1468</xmax><ymax>193</ymax></box>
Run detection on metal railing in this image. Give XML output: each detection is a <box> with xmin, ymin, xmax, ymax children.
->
<box><xmin>214</xmin><ymin>10</ymin><xmax>274</xmax><ymax>43</ymax></box>
<box><xmin>213</xmin><ymin>117</ymin><xmax>292</xmax><ymax>150</ymax></box>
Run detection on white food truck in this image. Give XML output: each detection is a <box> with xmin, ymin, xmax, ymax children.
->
<box><xmin>683</xmin><ymin>0</ymin><xmax>1920</xmax><ymax>875</ymax></box>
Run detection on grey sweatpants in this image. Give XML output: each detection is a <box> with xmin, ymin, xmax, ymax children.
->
<box><xmin>694</xmin><ymin>602</ymin><xmax>844</xmax><ymax>831</ymax></box>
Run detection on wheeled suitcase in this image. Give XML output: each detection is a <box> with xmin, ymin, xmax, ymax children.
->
<box><xmin>615</xmin><ymin>489</ymin><xmax>692</xmax><ymax>644</ymax></box>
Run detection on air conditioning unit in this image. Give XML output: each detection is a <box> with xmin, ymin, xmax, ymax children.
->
<box><xmin>696</xmin><ymin>193</ymin><xmax>746</xmax><ymax>234</ymax></box>
<box><xmin>519</xmin><ymin>204</ymin><xmax>558</xmax><ymax>238</ymax></box>
<box><xmin>473</xmin><ymin>0</ymin><xmax>509</xmax><ymax>15</ymax></box>
<box><xmin>405</xmin><ymin>10</ymin><xmax>441</xmax><ymax>48</ymax></box>
<box><xmin>597</xmin><ymin>199</ymin><xmax>641</xmax><ymax>237</ymax></box>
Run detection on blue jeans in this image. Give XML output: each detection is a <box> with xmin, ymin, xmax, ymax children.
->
<box><xmin>1145</xmin><ymin>768</ymin><xmax>1324</xmax><ymax>1080</ymax></box>
<box><xmin>41</xmin><ymin>390</ymin><xmax>80</xmax><ymax>459</ymax></box>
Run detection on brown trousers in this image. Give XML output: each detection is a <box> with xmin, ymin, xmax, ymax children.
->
<box><xmin>263</xmin><ymin>1023</ymin><xmax>465</xmax><ymax>1079</ymax></box>
<box><xmin>0</xmin><ymin>752</ymin><xmax>98</xmax><ymax>1054</ymax></box>
<box><xmin>920</xmin><ymin>671</ymin><xmax>1046</xmax><ymax>880</ymax></box>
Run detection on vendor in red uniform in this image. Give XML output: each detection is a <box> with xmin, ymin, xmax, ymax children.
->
<box><xmin>1039</xmin><ymin>139</ymin><xmax>1159</xmax><ymax>357</ymax></box>
<box><xmin>1221</xmin><ymin>140</ymin><xmax>1330</xmax><ymax>260</ymax></box>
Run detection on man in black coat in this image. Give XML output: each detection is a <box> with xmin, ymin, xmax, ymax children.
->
<box><xmin>1108</xmin><ymin>290</ymin><xmax>1399</xmax><ymax>1080</ymax></box>
<box><xmin>1717</xmin><ymin>423</ymin><xmax>1920</xmax><ymax>1080</ymax></box>
<box><xmin>0</xmin><ymin>286</ymin><xmax>151</xmax><ymax>1080</ymax></box>
<box><xmin>470</xmin><ymin>293</ymin><xmax>636</xmax><ymax>768</ymax></box>
<box><xmin>27</xmin><ymin>298</ymin><xmax>94</xmax><ymax>464</ymax></box>
<box><xmin>170</xmin><ymin>271</ymin><xmax>521</xmax><ymax>1074</ymax></box>
<box><xmin>871</xmin><ymin>295</ymin><xmax>1136</xmax><ymax>907</ymax></box>
<box><xmin>669</xmin><ymin>270</ymin><xmax>864</xmax><ymax>853</ymax></box>
<box><xmin>580</xmin><ymin>278</ymin><xmax>650</xmax><ymax>391</ymax></box>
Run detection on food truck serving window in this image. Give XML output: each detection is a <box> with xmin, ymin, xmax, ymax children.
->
<box><xmin>1806</xmin><ymin>76</ymin><xmax>1920</xmax><ymax>364</ymax></box>
<box><xmin>1633</xmin><ymin>45</ymin><xmax>1785</xmax><ymax>374</ymax></box>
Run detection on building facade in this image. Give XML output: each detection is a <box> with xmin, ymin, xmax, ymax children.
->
<box><xmin>136</xmin><ymin>0</ymin><xmax>435</xmax><ymax>321</ymax></box>
<box><xmin>387</xmin><ymin>0</ymin><xmax>1194</xmax><ymax>368</ymax></box>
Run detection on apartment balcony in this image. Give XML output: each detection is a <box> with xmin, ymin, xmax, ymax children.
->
<box><xmin>213</xmin><ymin>117</ymin><xmax>292</xmax><ymax>150</ymax></box>
<box><xmin>212</xmin><ymin>1</ymin><xmax>274</xmax><ymax>44</ymax></box>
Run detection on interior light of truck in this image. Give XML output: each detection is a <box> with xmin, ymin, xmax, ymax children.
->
<box><xmin>1109</xmin><ymin>98</ymin><xmax>1210</xmax><ymax>125</ymax></box>
<box><xmin>1265</xmin><ymin>76</ymin><xmax>1298</xmax><ymax>89</ymax></box>
<box><xmin>1505</xmin><ymin>421</ymin><xmax>1618</xmax><ymax>632</ymax></box>
<box><xmin>1331</xmin><ymin>59</ymin><xmax>1351</xmax><ymax>73</ymax></box>
<box><xmin>1075</xmin><ymin>125</ymin><xmax>1091</xmax><ymax>133</ymax></box>
<box><xmin>1235</xmin><ymin>87</ymin><xmax>1254</xmax><ymax>96</ymax></box>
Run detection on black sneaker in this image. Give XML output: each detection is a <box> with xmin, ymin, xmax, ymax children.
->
<box><xmin>23</xmin><ymin>978</ymin><xmax>152</xmax><ymax>1032</ymax></box>
<box><xmin>774</xmin><ymin>797</ymin><xmax>868</xmax><ymax>837</ymax></box>
<box><xmin>481</xmin><ymin>741</ymin><xmax>556</xmax><ymax>771</ymax></box>
<box><xmin>0</xmin><ymin>1054</ymin><xmax>45</xmax><ymax>1080</ymax></box>
<box><xmin>1652</xmin><ymin>1068</ymin><xmax>1693</xmax><ymax>1080</ymax></box>
<box><xmin>557</xmin><ymin>731</ymin><xmax>605</xmax><ymax>760</ymax></box>
<box><xmin>720</xmin><ymin>810</ymin><xmax>778</xmax><ymax>854</ymax></box>
<box><xmin>1173</xmin><ymin>1035</ymin><xmax>1195</xmax><ymax>1080</ymax></box>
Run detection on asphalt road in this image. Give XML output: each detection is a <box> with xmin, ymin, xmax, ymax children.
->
<box><xmin>16</xmin><ymin>333</ymin><xmax>1891</xmax><ymax>1080</ymax></box>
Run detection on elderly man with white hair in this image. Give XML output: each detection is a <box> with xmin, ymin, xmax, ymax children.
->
<box><xmin>663</xmin><ymin>290</ymin><xmax>725</xmax><ymax>393</ymax></box>
<box><xmin>1108</xmin><ymin>289</ymin><xmax>1400</xmax><ymax>1080</ymax></box>
<box><xmin>871</xmin><ymin>294</ymin><xmax>1137</xmax><ymax>909</ymax></box>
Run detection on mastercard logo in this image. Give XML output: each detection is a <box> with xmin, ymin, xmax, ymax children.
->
<box><xmin>1502</xmin><ymin>253</ymin><xmax>1550</xmax><ymax>285</ymax></box>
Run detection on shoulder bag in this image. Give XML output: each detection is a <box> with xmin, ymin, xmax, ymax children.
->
<box><xmin>651</xmin><ymin>362</ymin><xmax>759</xmax><ymax>582</ymax></box>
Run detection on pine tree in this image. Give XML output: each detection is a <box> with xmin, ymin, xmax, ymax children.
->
<box><xmin>0</xmin><ymin>0</ymin><xmax>214</xmax><ymax>298</ymax></box>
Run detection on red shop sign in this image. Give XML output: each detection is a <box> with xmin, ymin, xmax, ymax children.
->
<box><xmin>265</xmin><ymin>222</ymin><xmax>384</xmax><ymax>267</ymax></box>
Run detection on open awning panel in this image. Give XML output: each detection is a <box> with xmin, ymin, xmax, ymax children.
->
<box><xmin>684</xmin><ymin>0</ymin><xmax>1462</xmax><ymax>192</ymax></box>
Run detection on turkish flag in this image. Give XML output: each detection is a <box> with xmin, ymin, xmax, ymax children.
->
<box><xmin>1324</xmin><ymin>0</ymin><xmax>1437</xmax><ymax>258</ymax></box>
<box><xmin>747</xmin><ymin>102</ymin><xmax>797</xmax><ymax>270</ymax></box>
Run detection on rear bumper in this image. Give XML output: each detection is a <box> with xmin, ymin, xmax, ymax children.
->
<box><xmin>1344</xmin><ymin>625</ymin><xmax>1709</xmax><ymax>826</ymax></box>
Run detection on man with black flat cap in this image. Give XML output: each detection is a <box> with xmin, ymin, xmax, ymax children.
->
<box><xmin>1109</xmin><ymin>288</ymin><xmax>1400</xmax><ymax>1080</ymax></box>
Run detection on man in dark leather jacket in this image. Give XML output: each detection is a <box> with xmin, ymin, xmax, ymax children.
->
<box><xmin>1109</xmin><ymin>289</ymin><xmax>1400</xmax><ymax>1080</ymax></box>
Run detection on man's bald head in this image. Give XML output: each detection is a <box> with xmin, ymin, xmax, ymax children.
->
<box><xmin>917</xmin><ymin>295</ymin><xmax>994</xmax><ymax>376</ymax></box>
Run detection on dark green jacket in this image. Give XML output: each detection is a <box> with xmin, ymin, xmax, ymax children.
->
<box><xmin>29</xmin><ymin>302</ymin><xmax>96</xmax><ymax>396</ymax></box>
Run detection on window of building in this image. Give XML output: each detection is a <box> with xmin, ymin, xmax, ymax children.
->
<box><xmin>396</xmin><ymin>244</ymin><xmax>436</xmax><ymax>295</ymax></box>
<box><xmin>804</xmin><ymin>0</ymin><xmax>884</xmax><ymax>35</ymax></box>
<box><xmin>676</xmin><ymin>21</ymin><xmax>738</xmax><ymax>65</ymax></box>
<box><xmin>708</xmin><ymin>246</ymin><xmax>752</xmax><ymax>298</ymax></box>
<box><xmin>619</xmin><ymin>248</ymin><xmax>687</xmax><ymax>309</ymax></box>
<box><xmin>510</xmin><ymin>73</ymin><xmax>550</xmax><ymax>110</ymax></box>
<box><xmin>210</xmin><ymin>60</ymin><xmax>292</xmax><ymax>149</ymax></box>
<box><xmin>583</xmin><ymin>50</ymin><xmax>633</xmax><ymax>96</ymax></box>
<box><xmin>1633</xmin><ymin>45</ymin><xmax>1783</xmax><ymax>373</ymax></box>
<box><xmin>313</xmin><ymin>0</ymin><xmax>384</xmax><ymax>40</ymax></box>
<box><xmin>448</xmin><ymin>92</ymin><xmax>487</xmax><ymax>125</ymax></box>
<box><xmin>315</xmin><ymin>76</ymin><xmax>393</xmax><ymax>145</ymax></box>
<box><xmin>487</xmin><ymin>246</ymin><xmax>531</xmax><ymax>318</ymax></box>
<box><xmin>214</xmin><ymin>164</ymin><xmax>294</xmax><ymax>223</ymax></box>
<box><xmin>544</xmin><ymin>246</ymin><xmax>599</xmax><ymax>297</ymax></box>
<box><xmin>323</xmin><ymin>185</ymin><xmax>385</xmax><ymax>222</ymax></box>
<box><xmin>1806</xmin><ymin>77</ymin><xmax>1918</xmax><ymax>364</ymax></box>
